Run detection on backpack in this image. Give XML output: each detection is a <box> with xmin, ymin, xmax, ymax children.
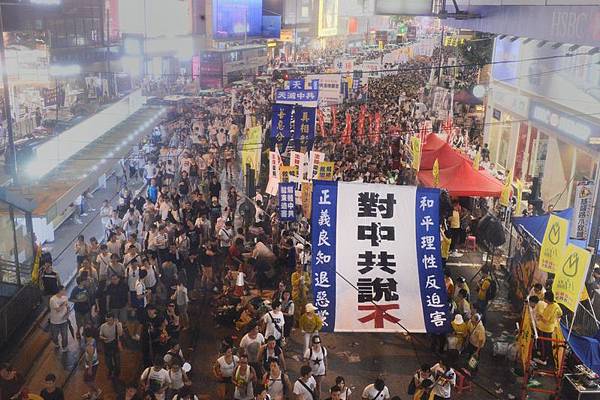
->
<box><xmin>486</xmin><ymin>278</ymin><xmax>497</xmax><ymax>301</ymax></box>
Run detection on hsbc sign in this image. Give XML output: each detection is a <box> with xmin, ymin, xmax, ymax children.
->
<box><xmin>551</xmin><ymin>10</ymin><xmax>600</xmax><ymax>41</ymax></box>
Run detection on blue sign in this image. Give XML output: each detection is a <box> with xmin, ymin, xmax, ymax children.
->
<box><xmin>275</xmin><ymin>89</ymin><xmax>319</xmax><ymax>102</ymax></box>
<box><xmin>278</xmin><ymin>182</ymin><xmax>297</xmax><ymax>222</ymax></box>
<box><xmin>287</xmin><ymin>79</ymin><xmax>305</xmax><ymax>90</ymax></box>
<box><xmin>270</xmin><ymin>104</ymin><xmax>293</xmax><ymax>151</ymax></box>
<box><xmin>213</xmin><ymin>0</ymin><xmax>263</xmax><ymax>39</ymax></box>
<box><xmin>311</xmin><ymin>79</ymin><xmax>319</xmax><ymax>91</ymax></box>
<box><xmin>311</xmin><ymin>181</ymin><xmax>338</xmax><ymax>332</ymax></box>
<box><xmin>529</xmin><ymin>100</ymin><xmax>599</xmax><ymax>144</ymax></box>
<box><xmin>262</xmin><ymin>15</ymin><xmax>281</xmax><ymax>38</ymax></box>
<box><xmin>293</xmin><ymin>106</ymin><xmax>316</xmax><ymax>151</ymax></box>
<box><xmin>415</xmin><ymin>188</ymin><xmax>450</xmax><ymax>334</ymax></box>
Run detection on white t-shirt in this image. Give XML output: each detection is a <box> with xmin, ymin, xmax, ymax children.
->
<box><xmin>431</xmin><ymin>364</ymin><xmax>456</xmax><ymax>399</ymax></box>
<box><xmin>361</xmin><ymin>384</ymin><xmax>390</xmax><ymax>400</ymax></box>
<box><xmin>141</xmin><ymin>367</ymin><xmax>171</xmax><ymax>400</ymax></box>
<box><xmin>293</xmin><ymin>376</ymin><xmax>317</xmax><ymax>400</ymax></box>
<box><xmin>339</xmin><ymin>386</ymin><xmax>352</xmax><ymax>400</ymax></box>
<box><xmin>239</xmin><ymin>333</ymin><xmax>265</xmax><ymax>363</ymax></box>
<box><xmin>49</xmin><ymin>295</ymin><xmax>68</xmax><ymax>325</ymax></box>
<box><xmin>127</xmin><ymin>267</ymin><xmax>139</xmax><ymax>291</ymax></box>
<box><xmin>262</xmin><ymin>310</ymin><xmax>285</xmax><ymax>340</ymax></box>
<box><xmin>304</xmin><ymin>346</ymin><xmax>327</xmax><ymax>376</ymax></box>
<box><xmin>135</xmin><ymin>279</ymin><xmax>147</xmax><ymax>308</ymax></box>
<box><xmin>217</xmin><ymin>355</ymin><xmax>239</xmax><ymax>378</ymax></box>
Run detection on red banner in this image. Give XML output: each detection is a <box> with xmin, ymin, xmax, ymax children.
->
<box><xmin>442</xmin><ymin>116</ymin><xmax>453</xmax><ymax>136</ymax></box>
<box><xmin>358</xmin><ymin>105</ymin><xmax>366</xmax><ymax>140</ymax></box>
<box><xmin>342</xmin><ymin>111</ymin><xmax>352</xmax><ymax>144</ymax></box>
<box><xmin>331</xmin><ymin>105</ymin><xmax>338</xmax><ymax>136</ymax></box>
<box><xmin>317</xmin><ymin>109</ymin><xmax>326</xmax><ymax>137</ymax></box>
<box><xmin>374</xmin><ymin>111</ymin><xmax>381</xmax><ymax>144</ymax></box>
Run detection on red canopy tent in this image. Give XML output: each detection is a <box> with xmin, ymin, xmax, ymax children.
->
<box><xmin>420</xmin><ymin>134</ymin><xmax>470</xmax><ymax>170</ymax></box>
<box><xmin>418</xmin><ymin>159</ymin><xmax>504</xmax><ymax>197</ymax></box>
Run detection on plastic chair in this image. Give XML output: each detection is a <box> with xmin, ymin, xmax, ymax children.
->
<box><xmin>466</xmin><ymin>235</ymin><xmax>477</xmax><ymax>252</ymax></box>
<box><xmin>455</xmin><ymin>368</ymin><xmax>473</xmax><ymax>394</ymax></box>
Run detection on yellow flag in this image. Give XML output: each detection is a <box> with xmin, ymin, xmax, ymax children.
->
<box><xmin>411</xmin><ymin>136</ymin><xmax>421</xmax><ymax>171</ymax></box>
<box><xmin>517</xmin><ymin>306</ymin><xmax>533</xmax><ymax>372</ymax></box>
<box><xmin>473</xmin><ymin>149</ymin><xmax>481</xmax><ymax>170</ymax></box>
<box><xmin>539</xmin><ymin>214</ymin><xmax>569</xmax><ymax>273</ymax></box>
<box><xmin>280</xmin><ymin>166</ymin><xmax>295</xmax><ymax>183</ymax></box>
<box><xmin>31</xmin><ymin>245</ymin><xmax>42</xmax><ymax>286</ymax></box>
<box><xmin>433</xmin><ymin>158</ymin><xmax>440</xmax><ymax>187</ymax></box>
<box><xmin>581</xmin><ymin>287</ymin><xmax>590</xmax><ymax>301</ymax></box>
<box><xmin>515</xmin><ymin>179</ymin><xmax>523</xmax><ymax>216</ymax></box>
<box><xmin>241</xmin><ymin>126</ymin><xmax>262</xmax><ymax>180</ymax></box>
<box><xmin>499</xmin><ymin>170</ymin><xmax>513</xmax><ymax>206</ymax></box>
<box><xmin>552</xmin><ymin>244</ymin><xmax>591</xmax><ymax>311</ymax></box>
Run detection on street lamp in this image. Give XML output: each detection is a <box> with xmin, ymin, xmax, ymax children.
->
<box><xmin>0</xmin><ymin>0</ymin><xmax>62</xmax><ymax>184</ymax></box>
<box><xmin>49</xmin><ymin>64</ymin><xmax>81</xmax><ymax>124</ymax></box>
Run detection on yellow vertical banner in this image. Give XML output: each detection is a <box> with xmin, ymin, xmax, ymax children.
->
<box><xmin>411</xmin><ymin>136</ymin><xmax>421</xmax><ymax>171</ymax></box>
<box><xmin>499</xmin><ymin>170</ymin><xmax>513</xmax><ymax>206</ymax></box>
<box><xmin>552</xmin><ymin>244</ymin><xmax>591</xmax><ymax>311</ymax></box>
<box><xmin>317</xmin><ymin>161</ymin><xmax>335</xmax><ymax>180</ymax></box>
<box><xmin>433</xmin><ymin>158</ymin><xmax>440</xmax><ymax>188</ymax></box>
<box><xmin>515</xmin><ymin>179</ymin><xmax>523</xmax><ymax>216</ymax></box>
<box><xmin>473</xmin><ymin>149</ymin><xmax>481</xmax><ymax>170</ymax></box>
<box><xmin>539</xmin><ymin>214</ymin><xmax>569</xmax><ymax>273</ymax></box>
<box><xmin>242</xmin><ymin>126</ymin><xmax>263</xmax><ymax>180</ymax></box>
<box><xmin>301</xmin><ymin>183</ymin><xmax>313</xmax><ymax>219</ymax></box>
<box><xmin>517</xmin><ymin>306</ymin><xmax>533</xmax><ymax>372</ymax></box>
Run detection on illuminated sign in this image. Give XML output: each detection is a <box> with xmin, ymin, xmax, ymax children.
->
<box><xmin>529</xmin><ymin>101</ymin><xmax>598</xmax><ymax>143</ymax></box>
<box><xmin>375</xmin><ymin>0</ymin><xmax>432</xmax><ymax>15</ymax></box>
<box><xmin>318</xmin><ymin>0</ymin><xmax>338</xmax><ymax>37</ymax></box>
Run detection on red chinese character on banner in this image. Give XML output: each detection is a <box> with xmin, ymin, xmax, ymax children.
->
<box><xmin>357</xmin><ymin>304</ymin><xmax>401</xmax><ymax>328</ymax></box>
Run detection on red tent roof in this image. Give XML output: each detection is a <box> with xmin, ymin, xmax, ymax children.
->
<box><xmin>420</xmin><ymin>134</ymin><xmax>470</xmax><ymax>170</ymax></box>
<box><xmin>418</xmin><ymin>159</ymin><xmax>504</xmax><ymax>197</ymax></box>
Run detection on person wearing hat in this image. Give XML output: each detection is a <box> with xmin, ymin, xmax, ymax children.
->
<box><xmin>299</xmin><ymin>303</ymin><xmax>323</xmax><ymax>355</ymax></box>
<box><xmin>303</xmin><ymin>336</ymin><xmax>327</xmax><ymax>399</ymax></box>
<box><xmin>448</xmin><ymin>314</ymin><xmax>468</xmax><ymax>351</ymax></box>
<box><xmin>465</xmin><ymin>313</ymin><xmax>486</xmax><ymax>357</ymax></box>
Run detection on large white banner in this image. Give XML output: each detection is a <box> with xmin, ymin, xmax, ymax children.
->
<box><xmin>312</xmin><ymin>182</ymin><xmax>451</xmax><ymax>333</ymax></box>
<box><xmin>307</xmin><ymin>74</ymin><xmax>342</xmax><ymax>106</ymax></box>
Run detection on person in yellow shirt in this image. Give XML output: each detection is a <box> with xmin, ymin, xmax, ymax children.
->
<box><xmin>536</xmin><ymin>291</ymin><xmax>562</xmax><ymax>367</ymax></box>
<box><xmin>299</xmin><ymin>303</ymin><xmax>323</xmax><ymax>355</ymax></box>
<box><xmin>291</xmin><ymin>263</ymin><xmax>310</xmax><ymax>322</ymax></box>
<box><xmin>448</xmin><ymin>314</ymin><xmax>469</xmax><ymax>351</ymax></box>
<box><xmin>466</xmin><ymin>313</ymin><xmax>486</xmax><ymax>357</ymax></box>
<box><xmin>448</xmin><ymin>202</ymin><xmax>462</xmax><ymax>254</ymax></box>
<box><xmin>475</xmin><ymin>268</ymin><xmax>492</xmax><ymax>323</ymax></box>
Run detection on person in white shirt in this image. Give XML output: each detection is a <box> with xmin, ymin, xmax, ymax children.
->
<box><xmin>239</xmin><ymin>322</ymin><xmax>265</xmax><ymax>372</ymax></box>
<box><xmin>140</xmin><ymin>357</ymin><xmax>171</xmax><ymax>400</ymax></box>
<box><xmin>96</xmin><ymin>245</ymin><xmax>112</xmax><ymax>283</ymax></box>
<box><xmin>361</xmin><ymin>378</ymin><xmax>390</xmax><ymax>400</ymax></box>
<box><xmin>430</xmin><ymin>360</ymin><xmax>456</xmax><ymax>399</ymax></box>
<box><xmin>303</xmin><ymin>335</ymin><xmax>327</xmax><ymax>398</ymax></box>
<box><xmin>293</xmin><ymin>365</ymin><xmax>317</xmax><ymax>400</ymax></box>
<box><xmin>214</xmin><ymin>346</ymin><xmax>239</xmax><ymax>399</ymax></box>
<box><xmin>262</xmin><ymin>300</ymin><xmax>285</xmax><ymax>345</ymax></box>
<box><xmin>335</xmin><ymin>376</ymin><xmax>352</xmax><ymax>400</ymax></box>
<box><xmin>49</xmin><ymin>286</ymin><xmax>69</xmax><ymax>351</ymax></box>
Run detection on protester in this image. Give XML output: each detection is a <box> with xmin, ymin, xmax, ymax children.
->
<box><xmin>361</xmin><ymin>378</ymin><xmax>390</xmax><ymax>400</ymax></box>
<box><xmin>39</xmin><ymin>373</ymin><xmax>64</xmax><ymax>400</ymax></box>
<box><xmin>293</xmin><ymin>365</ymin><xmax>317</xmax><ymax>400</ymax></box>
<box><xmin>299</xmin><ymin>303</ymin><xmax>323</xmax><ymax>354</ymax></box>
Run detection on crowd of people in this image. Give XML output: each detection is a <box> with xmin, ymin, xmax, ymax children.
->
<box><xmin>0</xmin><ymin>38</ymin><xmax>542</xmax><ymax>400</ymax></box>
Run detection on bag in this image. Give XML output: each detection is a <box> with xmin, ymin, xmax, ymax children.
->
<box><xmin>268</xmin><ymin>312</ymin><xmax>283</xmax><ymax>336</ymax></box>
<box><xmin>468</xmin><ymin>353</ymin><xmax>479</xmax><ymax>371</ymax></box>
<box><xmin>296</xmin><ymin>379</ymin><xmax>316</xmax><ymax>400</ymax></box>
<box><xmin>486</xmin><ymin>278</ymin><xmax>497</xmax><ymax>301</ymax></box>
<box><xmin>407</xmin><ymin>377</ymin><xmax>417</xmax><ymax>395</ymax></box>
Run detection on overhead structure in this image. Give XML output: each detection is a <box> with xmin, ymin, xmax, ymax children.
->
<box><xmin>418</xmin><ymin>159</ymin><xmax>503</xmax><ymax>197</ymax></box>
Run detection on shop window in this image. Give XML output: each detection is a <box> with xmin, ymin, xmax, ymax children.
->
<box><xmin>534</xmin><ymin>133</ymin><xmax>548</xmax><ymax>179</ymax></box>
<box><xmin>497</xmin><ymin>117</ymin><xmax>513</xmax><ymax>169</ymax></box>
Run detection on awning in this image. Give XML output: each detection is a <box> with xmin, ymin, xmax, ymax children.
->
<box><xmin>561</xmin><ymin>323</ymin><xmax>600</xmax><ymax>375</ymax></box>
<box><xmin>453</xmin><ymin>89</ymin><xmax>483</xmax><ymax>105</ymax></box>
<box><xmin>418</xmin><ymin>159</ymin><xmax>504</xmax><ymax>197</ymax></box>
<box><xmin>511</xmin><ymin>209</ymin><xmax>573</xmax><ymax>245</ymax></box>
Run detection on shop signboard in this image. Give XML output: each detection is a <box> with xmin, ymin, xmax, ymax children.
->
<box><xmin>529</xmin><ymin>101</ymin><xmax>599</xmax><ymax>145</ymax></box>
<box><xmin>318</xmin><ymin>0</ymin><xmax>339</xmax><ymax>37</ymax></box>
<box><xmin>571</xmin><ymin>181</ymin><xmax>594</xmax><ymax>241</ymax></box>
<box><xmin>307</xmin><ymin>74</ymin><xmax>342</xmax><ymax>106</ymax></box>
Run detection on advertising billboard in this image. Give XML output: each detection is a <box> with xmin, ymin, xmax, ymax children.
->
<box><xmin>119</xmin><ymin>0</ymin><xmax>192</xmax><ymax>37</ymax></box>
<box><xmin>318</xmin><ymin>0</ymin><xmax>338</xmax><ymax>37</ymax></box>
<box><xmin>375</xmin><ymin>0</ymin><xmax>432</xmax><ymax>16</ymax></box>
<box><xmin>262</xmin><ymin>15</ymin><xmax>282</xmax><ymax>38</ymax></box>
<box><xmin>212</xmin><ymin>0</ymin><xmax>263</xmax><ymax>39</ymax></box>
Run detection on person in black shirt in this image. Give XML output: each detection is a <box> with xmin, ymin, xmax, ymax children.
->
<box><xmin>41</xmin><ymin>261</ymin><xmax>61</xmax><ymax>306</ymax></box>
<box><xmin>105</xmin><ymin>275</ymin><xmax>129</xmax><ymax>325</ymax></box>
<box><xmin>40</xmin><ymin>373</ymin><xmax>64</xmax><ymax>400</ymax></box>
<box><xmin>209</xmin><ymin>176</ymin><xmax>221</xmax><ymax>200</ymax></box>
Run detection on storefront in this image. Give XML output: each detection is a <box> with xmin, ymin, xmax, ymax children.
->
<box><xmin>485</xmin><ymin>82</ymin><xmax>600</xmax><ymax>211</ymax></box>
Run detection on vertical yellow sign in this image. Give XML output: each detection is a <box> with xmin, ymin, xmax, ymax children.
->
<box><xmin>552</xmin><ymin>244</ymin><xmax>591</xmax><ymax>311</ymax></box>
<box><xmin>473</xmin><ymin>149</ymin><xmax>481</xmax><ymax>171</ymax></box>
<box><xmin>411</xmin><ymin>136</ymin><xmax>421</xmax><ymax>171</ymax></box>
<box><xmin>539</xmin><ymin>214</ymin><xmax>569</xmax><ymax>273</ymax></box>
<box><xmin>515</xmin><ymin>179</ymin><xmax>523</xmax><ymax>216</ymax></box>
